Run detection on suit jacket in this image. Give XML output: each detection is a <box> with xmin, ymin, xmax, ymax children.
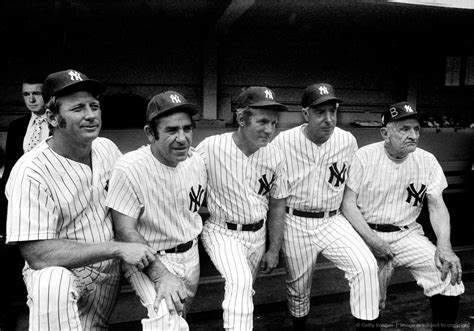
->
<box><xmin>1</xmin><ymin>114</ymin><xmax>30</xmax><ymax>236</ymax></box>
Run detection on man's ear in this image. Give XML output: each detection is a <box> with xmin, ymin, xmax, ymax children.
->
<box><xmin>380</xmin><ymin>126</ymin><xmax>389</xmax><ymax>142</ymax></box>
<box><xmin>46</xmin><ymin>109</ymin><xmax>58</xmax><ymax>128</ymax></box>
<box><xmin>301</xmin><ymin>107</ymin><xmax>309</xmax><ymax>122</ymax></box>
<box><xmin>236</xmin><ymin>112</ymin><xmax>245</xmax><ymax>127</ymax></box>
<box><xmin>144</xmin><ymin>124</ymin><xmax>155</xmax><ymax>143</ymax></box>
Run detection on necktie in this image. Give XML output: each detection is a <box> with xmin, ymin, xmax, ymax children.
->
<box><xmin>25</xmin><ymin>117</ymin><xmax>45</xmax><ymax>152</ymax></box>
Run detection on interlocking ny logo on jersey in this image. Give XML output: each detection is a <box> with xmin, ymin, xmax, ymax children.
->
<box><xmin>189</xmin><ymin>184</ymin><xmax>204</xmax><ymax>212</ymax></box>
<box><xmin>406</xmin><ymin>183</ymin><xmax>426</xmax><ymax>206</ymax></box>
<box><xmin>258</xmin><ymin>173</ymin><xmax>275</xmax><ymax>195</ymax></box>
<box><xmin>328</xmin><ymin>162</ymin><xmax>347</xmax><ymax>187</ymax></box>
<box><xmin>68</xmin><ymin>70</ymin><xmax>83</xmax><ymax>81</ymax></box>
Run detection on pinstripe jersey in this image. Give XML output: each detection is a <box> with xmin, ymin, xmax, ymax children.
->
<box><xmin>6</xmin><ymin>137</ymin><xmax>121</xmax><ymax>244</ymax></box>
<box><xmin>346</xmin><ymin>141</ymin><xmax>447</xmax><ymax>227</ymax></box>
<box><xmin>196</xmin><ymin>132</ymin><xmax>288</xmax><ymax>225</ymax></box>
<box><xmin>272</xmin><ymin>125</ymin><xmax>357</xmax><ymax>212</ymax></box>
<box><xmin>106</xmin><ymin>146</ymin><xmax>206</xmax><ymax>250</ymax></box>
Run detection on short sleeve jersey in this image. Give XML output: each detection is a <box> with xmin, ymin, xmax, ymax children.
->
<box><xmin>272</xmin><ymin>125</ymin><xmax>357</xmax><ymax>212</ymax></box>
<box><xmin>346</xmin><ymin>141</ymin><xmax>447</xmax><ymax>226</ymax></box>
<box><xmin>106</xmin><ymin>146</ymin><xmax>206</xmax><ymax>250</ymax></box>
<box><xmin>6</xmin><ymin>137</ymin><xmax>121</xmax><ymax>244</ymax></box>
<box><xmin>196</xmin><ymin>132</ymin><xmax>288</xmax><ymax>225</ymax></box>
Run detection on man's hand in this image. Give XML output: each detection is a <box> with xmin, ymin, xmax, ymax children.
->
<box><xmin>153</xmin><ymin>271</ymin><xmax>187</xmax><ymax>315</ymax></box>
<box><xmin>117</xmin><ymin>242</ymin><xmax>156</xmax><ymax>270</ymax></box>
<box><xmin>368</xmin><ymin>237</ymin><xmax>394</xmax><ymax>262</ymax></box>
<box><xmin>435</xmin><ymin>246</ymin><xmax>462</xmax><ymax>285</ymax></box>
<box><xmin>260</xmin><ymin>250</ymin><xmax>279</xmax><ymax>274</ymax></box>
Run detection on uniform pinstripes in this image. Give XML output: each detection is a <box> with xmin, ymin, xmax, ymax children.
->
<box><xmin>197</xmin><ymin>133</ymin><xmax>288</xmax><ymax>226</ymax></box>
<box><xmin>106</xmin><ymin>146</ymin><xmax>205</xmax><ymax>330</ymax></box>
<box><xmin>106</xmin><ymin>146</ymin><xmax>206</xmax><ymax>250</ymax></box>
<box><xmin>273</xmin><ymin>125</ymin><xmax>379</xmax><ymax>320</ymax></box>
<box><xmin>347</xmin><ymin>141</ymin><xmax>447</xmax><ymax>226</ymax></box>
<box><xmin>347</xmin><ymin>142</ymin><xmax>464</xmax><ymax>304</ymax></box>
<box><xmin>200</xmin><ymin>222</ymin><xmax>265</xmax><ymax>331</ymax></box>
<box><xmin>196</xmin><ymin>133</ymin><xmax>288</xmax><ymax>330</ymax></box>
<box><xmin>282</xmin><ymin>214</ymin><xmax>379</xmax><ymax>319</ymax></box>
<box><xmin>123</xmin><ymin>243</ymin><xmax>200</xmax><ymax>331</ymax></box>
<box><xmin>24</xmin><ymin>262</ymin><xmax>121</xmax><ymax>331</ymax></box>
<box><xmin>6</xmin><ymin>137</ymin><xmax>120</xmax><ymax>244</ymax></box>
<box><xmin>273</xmin><ymin>126</ymin><xmax>357</xmax><ymax>212</ymax></box>
<box><xmin>6</xmin><ymin>137</ymin><xmax>122</xmax><ymax>330</ymax></box>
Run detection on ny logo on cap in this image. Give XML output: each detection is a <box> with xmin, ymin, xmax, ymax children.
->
<box><xmin>68</xmin><ymin>70</ymin><xmax>83</xmax><ymax>81</ymax></box>
<box><xmin>264</xmin><ymin>89</ymin><xmax>274</xmax><ymax>100</ymax></box>
<box><xmin>319</xmin><ymin>86</ymin><xmax>329</xmax><ymax>95</ymax></box>
<box><xmin>404</xmin><ymin>105</ymin><xmax>414</xmax><ymax>113</ymax></box>
<box><xmin>170</xmin><ymin>94</ymin><xmax>182</xmax><ymax>104</ymax></box>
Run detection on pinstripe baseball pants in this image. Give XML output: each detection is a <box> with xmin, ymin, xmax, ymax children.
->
<box><xmin>201</xmin><ymin>221</ymin><xmax>266</xmax><ymax>331</ymax></box>
<box><xmin>122</xmin><ymin>243</ymin><xmax>200</xmax><ymax>331</ymax></box>
<box><xmin>23</xmin><ymin>260</ymin><xmax>121</xmax><ymax>331</ymax></box>
<box><xmin>375</xmin><ymin>223</ymin><xmax>465</xmax><ymax>310</ymax></box>
<box><xmin>282</xmin><ymin>213</ymin><xmax>379</xmax><ymax>320</ymax></box>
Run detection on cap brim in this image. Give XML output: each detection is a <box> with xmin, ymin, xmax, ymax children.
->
<box><xmin>249</xmin><ymin>101</ymin><xmax>288</xmax><ymax>112</ymax></box>
<box><xmin>308</xmin><ymin>96</ymin><xmax>342</xmax><ymax>107</ymax></box>
<box><xmin>148</xmin><ymin>103</ymin><xmax>200</xmax><ymax>121</ymax></box>
<box><xmin>55</xmin><ymin>80</ymin><xmax>105</xmax><ymax>99</ymax></box>
<box><xmin>392</xmin><ymin>113</ymin><xmax>419</xmax><ymax>122</ymax></box>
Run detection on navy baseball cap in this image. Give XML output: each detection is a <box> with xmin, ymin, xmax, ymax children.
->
<box><xmin>302</xmin><ymin>83</ymin><xmax>342</xmax><ymax>108</ymax></box>
<box><xmin>146</xmin><ymin>91</ymin><xmax>199</xmax><ymax>122</ymax></box>
<box><xmin>236</xmin><ymin>86</ymin><xmax>288</xmax><ymax>111</ymax></box>
<box><xmin>43</xmin><ymin>69</ymin><xmax>105</xmax><ymax>102</ymax></box>
<box><xmin>381</xmin><ymin>102</ymin><xmax>419</xmax><ymax>126</ymax></box>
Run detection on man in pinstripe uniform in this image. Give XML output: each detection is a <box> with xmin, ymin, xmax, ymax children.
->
<box><xmin>196</xmin><ymin>86</ymin><xmax>288</xmax><ymax>330</ymax></box>
<box><xmin>272</xmin><ymin>83</ymin><xmax>380</xmax><ymax>330</ymax></box>
<box><xmin>342</xmin><ymin>102</ymin><xmax>464</xmax><ymax>330</ymax></box>
<box><xmin>5</xmin><ymin>69</ymin><xmax>157</xmax><ymax>330</ymax></box>
<box><xmin>106</xmin><ymin>91</ymin><xmax>206</xmax><ymax>331</ymax></box>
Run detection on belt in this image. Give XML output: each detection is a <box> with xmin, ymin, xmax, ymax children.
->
<box><xmin>367</xmin><ymin>223</ymin><xmax>410</xmax><ymax>233</ymax></box>
<box><xmin>286</xmin><ymin>207</ymin><xmax>338</xmax><ymax>219</ymax></box>
<box><xmin>160</xmin><ymin>240</ymin><xmax>194</xmax><ymax>254</ymax></box>
<box><xmin>226</xmin><ymin>219</ymin><xmax>264</xmax><ymax>232</ymax></box>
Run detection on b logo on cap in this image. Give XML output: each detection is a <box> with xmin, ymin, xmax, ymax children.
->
<box><xmin>68</xmin><ymin>70</ymin><xmax>83</xmax><ymax>81</ymax></box>
<box><xmin>264</xmin><ymin>89</ymin><xmax>274</xmax><ymax>100</ymax></box>
<box><xmin>319</xmin><ymin>86</ymin><xmax>329</xmax><ymax>95</ymax></box>
<box><xmin>389</xmin><ymin>107</ymin><xmax>398</xmax><ymax>118</ymax></box>
<box><xmin>404</xmin><ymin>105</ymin><xmax>414</xmax><ymax>113</ymax></box>
<box><xmin>170</xmin><ymin>94</ymin><xmax>182</xmax><ymax>104</ymax></box>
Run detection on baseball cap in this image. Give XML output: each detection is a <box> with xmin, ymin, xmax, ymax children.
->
<box><xmin>236</xmin><ymin>86</ymin><xmax>288</xmax><ymax>111</ymax></box>
<box><xmin>43</xmin><ymin>69</ymin><xmax>105</xmax><ymax>102</ymax></box>
<box><xmin>381</xmin><ymin>102</ymin><xmax>419</xmax><ymax>126</ymax></box>
<box><xmin>146</xmin><ymin>91</ymin><xmax>199</xmax><ymax>122</ymax></box>
<box><xmin>301</xmin><ymin>83</ymin><xmax>342</xmax><ymax>108</ymax></box>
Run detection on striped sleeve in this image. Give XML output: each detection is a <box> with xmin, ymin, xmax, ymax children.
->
<box><xmin>106</xmin><ymin>166</ymin><xmax>142</xmax><ymax>219</ymax></box>
<box><xmin>427</xmin><ymin>154</ymin><xmax>448</xmax><ymax>197</ymax></box>
<box><xmin>270</xmin><ymin>147</ymin><xmax>289</xmax><ymax>200</ymax></box>
<box><xmin>346</xmin><ymin>152</ymin><xmax>364</xmax><ymax>194</ymax></box>
<box><xmin>196</xmin><ymin>139</ymin><xmax>208</xmax><ymax>167</ymax></box>
<box><xmin>6</xmin><ymin>169</ymin><xmax>58</xmax><ymax>243</ymax></box>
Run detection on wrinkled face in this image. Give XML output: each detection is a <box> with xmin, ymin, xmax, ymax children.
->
<box><xmin>47</xmin><ymin>91</ymin><xmax>101</xmax><ymax>144</ymax></box>
<box><xmin>22</xmin><ymin>83</ymin><xmax>44</xmax><ymax>114</ymax></box>
<box><xmin>303</xmin><ymin>101</ymin><xmax>337</xmax><ymax>144</ymax></box>
<box><xmin>146</xmin><ymin>111</ymin><xmax>193</xmax><ymax>167</ymax></box>
<box><xmin>382</xmin><ymin>118</ymin><xmax>420</xmax><ymax>158</ymax></box>
<box><xmin>241</xmin><ymin>108</ymin><xmax>279</xmax><ymax>149</ymax></box>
